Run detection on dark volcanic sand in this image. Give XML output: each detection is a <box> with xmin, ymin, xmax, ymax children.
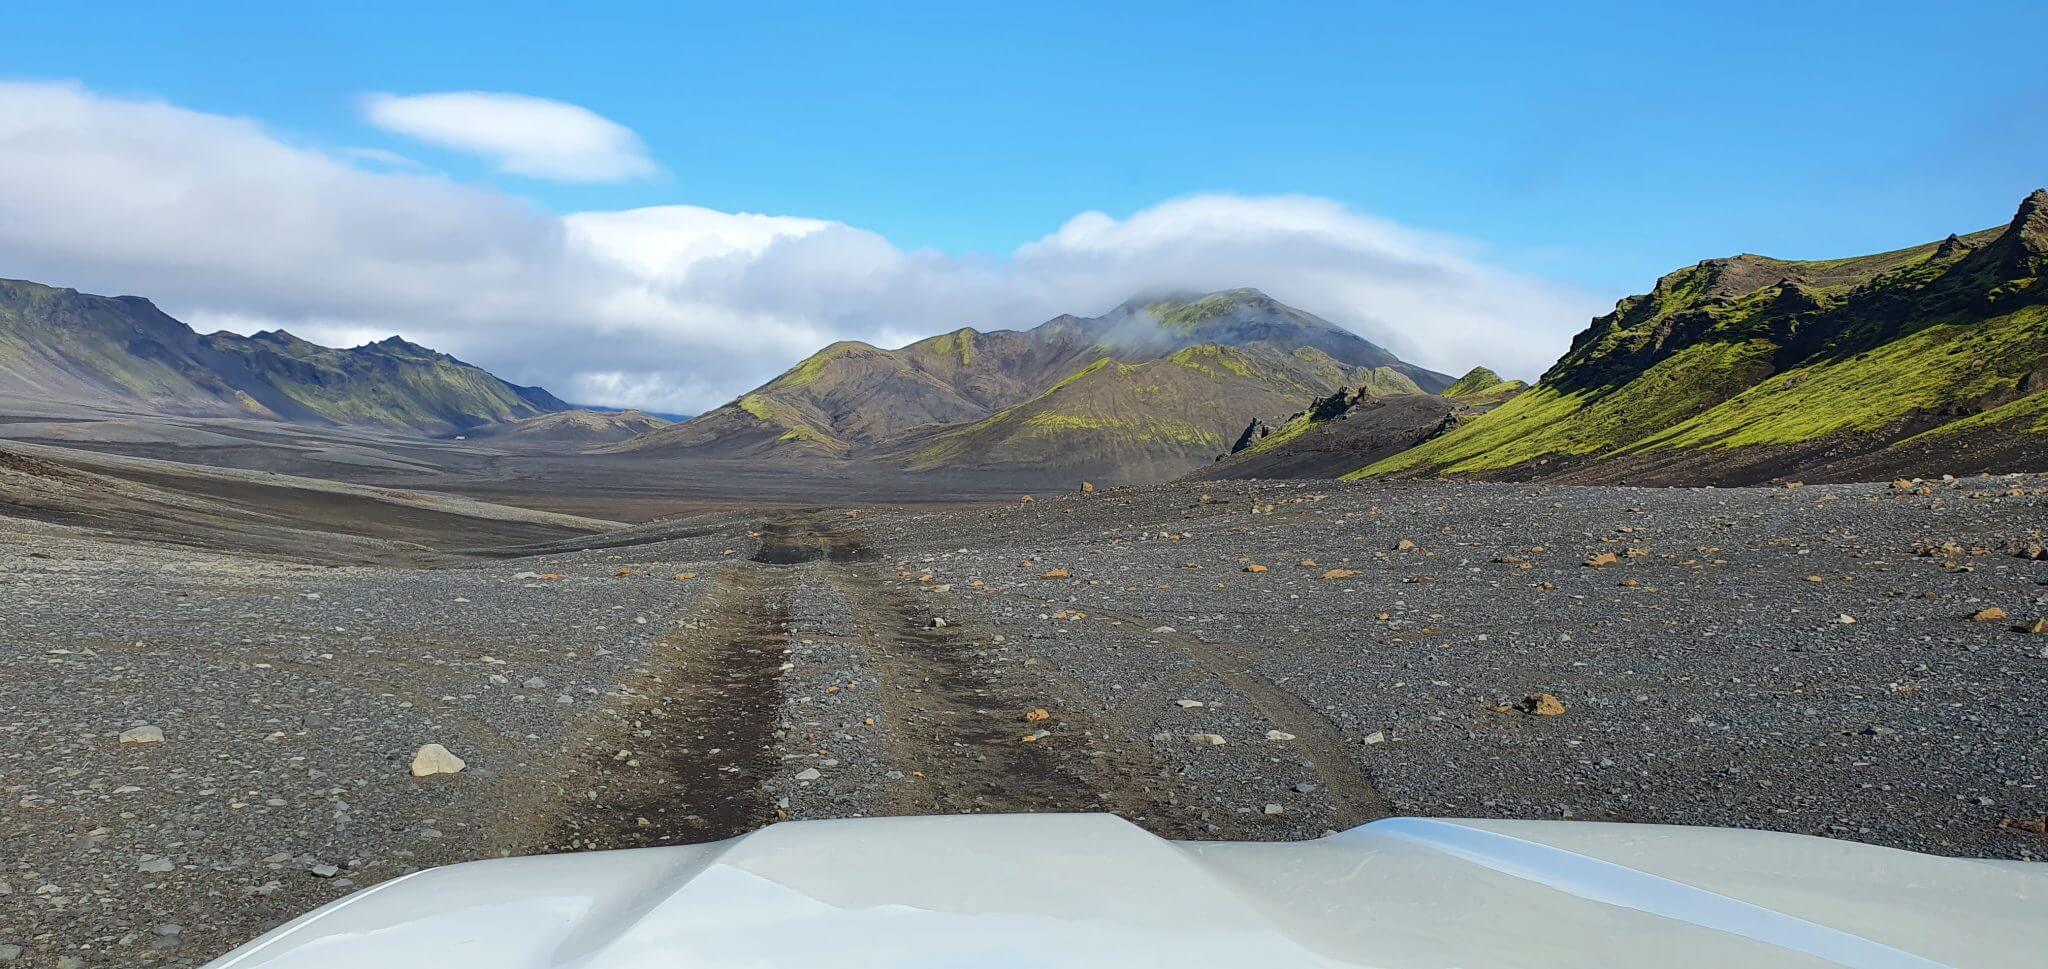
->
<box><xmin>3</xmin><ymin>472</ymin><xmax>2046</xmax><ymax>965</ymax></box>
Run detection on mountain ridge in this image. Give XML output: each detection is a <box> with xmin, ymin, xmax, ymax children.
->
<box><xmin>606</xmin><ymin>288</ymin><xmax>1452</xmax><ymax>483</ymax></box>
<box><xmin>1355</xmin><ymin>189</ymin><xmax>2048</xmax><ymax>484</ymax></box>
<box><xmin>0</xmin><ymin>276</ymin><xmax>568</xmax><ymax>434</ymax></box>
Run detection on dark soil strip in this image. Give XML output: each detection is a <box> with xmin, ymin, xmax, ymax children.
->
<box><xmin>823</xmin><ymin>565</ymin><xmax>1134</xmax><ymax>818</ymax></box>
<box><xmin>522</xmin><ymin>567</ymin><xmax>789</xmax><ymax>851</ymax></box>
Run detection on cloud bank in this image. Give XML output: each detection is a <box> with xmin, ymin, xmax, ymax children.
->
<box><xmin>361</xmin><ymin>91</ymin><xmax>659</xmax><ymax>182</ymax></box>
<box><xmin>0</xmin><ymin>81</ymin><xmax>1602</xmax><ymax>413</ymax></box>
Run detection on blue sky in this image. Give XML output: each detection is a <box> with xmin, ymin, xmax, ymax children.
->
<box><xmin>2</xmin><ymin>1</ymin><xmax>2043</xmax><ymax>408</ymax></box>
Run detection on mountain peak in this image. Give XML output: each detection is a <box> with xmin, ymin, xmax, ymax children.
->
<box><xmin>2010</xmin><ymin>187</ymin><xmax>2048</xmax><ymax>252</ymax></box>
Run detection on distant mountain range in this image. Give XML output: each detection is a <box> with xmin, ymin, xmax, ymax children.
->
<box><xmin>607</xmin><ymin>288</ymin><xmax>1452</xmax><ymax>483</ymax></box>
<box><xmin>455</xmin><ymin>408</ymin><xmax>672</xmax><ymax>446</ymax></box>
<box><xmin>10</xmin><ymin>189</ymin><xmax>2039</xmax><ymax>487</ymax></box>
<box><xmin>1347</xmin><ymin>189</ymin><xmax>2048</xmax><ymax>484</ymax></box>
<box><xmin>0</xmin><ymin>277</ymin><xmax>566</xmax><ymax>435</ymax></box>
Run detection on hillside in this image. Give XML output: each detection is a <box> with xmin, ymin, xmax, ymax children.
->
<box><xmin>1437</xmin><ymin>366</ymin><xmax>1529</xmax><ymax>408</ymax></box>
<box><xmin>1357</xmin><ymin>190</ymin><xmax>2048</xmax><ymax>484</ymax></box>
<box><xmin>1189</xmin><ymin>382</ymin><xmax>1471</xmax><ymax>482</ymax></box>
<box><xmin>608</xmin><ymin>289</ymin><xmax>1449</xmax><ymax>481</ymax></box>
<box><xmin>456</xmin><ymin>409</ymin><xmax>671</xmax><ymax>448</ymax></box>
<box><xmin>0</xmin><ymin>277</ymin><xmax>566</xmax><ymax>434</ymax></box>
<box><xmin>888</xmin><ymin>344</ymin><xmax>1418</xmax><ymax>484</ymax></box>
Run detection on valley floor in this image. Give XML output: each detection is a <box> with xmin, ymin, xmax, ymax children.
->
<box><xmin>3</xmin><ymin>474</ymin><xmax>2047</xmax><ymax>965</ymax></box>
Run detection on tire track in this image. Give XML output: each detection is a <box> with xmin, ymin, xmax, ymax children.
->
<box><xmin>1071</xmin><ymin>605</ymin><xmax>1397</xmax><ymax>826</ymax></box>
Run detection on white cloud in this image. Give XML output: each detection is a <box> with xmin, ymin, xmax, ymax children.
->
<box><xmin>360</xmin><ymin>91</ymin><xmax>658</xmax><ymax>182</ymax></box>
<box><xmin>0</xmin><ymin>81</ymin><xmax>1603</xmax><ymax>414</ymax></box>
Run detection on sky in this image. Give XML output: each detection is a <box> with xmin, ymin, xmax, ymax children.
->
<box><xmin>1</xmin><ymin>1</ymin><xmax>2043</xmax><ymax>412</ymax></box>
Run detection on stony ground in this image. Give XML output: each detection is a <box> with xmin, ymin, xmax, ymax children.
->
<box><xmin>3</xmin><ymin>475</ymin><xmax>2047</xmax><ymax>965</ymax></box>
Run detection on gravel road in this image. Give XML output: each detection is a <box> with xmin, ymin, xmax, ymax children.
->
<box><xmin>3</xmin><ymin>474</ymin><xmax>2046</xmax><ymax>965</ymax></box>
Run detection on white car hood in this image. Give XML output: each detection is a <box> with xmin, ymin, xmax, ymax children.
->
<box><xmin>205</xmin><ymin>814</ymin><xmax>2044</xmax><ymax>968</ymax></box>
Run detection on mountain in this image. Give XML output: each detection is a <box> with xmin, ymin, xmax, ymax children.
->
<box><xmin>890</xmin><ymin>344</ymin><xmax>1424</xmax><ymax>483</ymax></box>
<box><xmin>0</xmin><ymin>277</ymin><xmax>567</xmax><ymax>434</ymax></box>
<box><xmin>607</xmin><ymin>289</ymin><xmax>1450</xmax><ymax>483</ymax></box>
<box><xmin>1357</xmin><ymin>190</ymin><xmax>2048</xmax><ymax>485</ymax></box>
<box><xmin>1437</xmin><ymin>366</ymin><xmax>1529</xmax><ymax>408</ymax></box>
<box><xmin>455</xmin><ymin>409</ymin><xmax>672</xmax><ymax>448</ymax></box>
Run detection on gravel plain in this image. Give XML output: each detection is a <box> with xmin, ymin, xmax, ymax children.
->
<box><xmin>4</xmin><ymin>473</ymin><xmax>2047</xmax><ymax>965</ymax></box>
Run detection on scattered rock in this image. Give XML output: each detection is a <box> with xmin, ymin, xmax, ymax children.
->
<box><xmin>1080</xmin><ymin>481</ymin><xmax>1095</xmax><ymax>494</ymax></box>
<box><xmin>1836</xmin><ymin>614</ymin><xmax>1857</xmax><ymax>625</ymax></box>
<box><xmin>138</xmin><ymin>856</ymin><xmax>174</xmax><ymax>874</ymax></box>
<box><xmin>1266</xmin><ymin>730</ymin><xmax>1296</xmax><ymax>741</ymax></box>
<box><xmin>2022</xmin><ymin>618</ymin><xmax>2048</xmax><ymax>635</ymax></box>
<box><xmin>1263</xmin><ymin>803</ymin><xmax>1285</xmax><ymax>815</ymax></box>
<box><xmin>793</xmin><ymin>767</ymin><xmax>822</xmax><ymax>781</ymax></box>
<box><xmin>409</xmin><ymin>743</ymin><xmax>466</xmax><ymax>777</ymax></box>
<box><xmin>1970</xmin><ymin>607</ymin><xmax>2008</xmax><ymax>623</ymax></box>
<box><xmin>1189</xmin><ymin>733</ymin><xmax>1228</xmax><ymax>746</ymax></box>
<box><xmin>1584</xmin><ymin>552</ymin><xmax>1619</xmax><ymax>568</ymax></box>
<box><xmin>1241</xmin><ymin>564</ymin><xmax>1269</xmax><ymax>573</ymax></box>
<box><xmin>1518</xmin><ymin>693</ymin><xmax>1567</xmax><ymax>716</ymax></box>
<box><xmin>1395</xmin><ymin>539</ymin><xmax>1418</xmax><ymax>551</ymax></box>
<box><xmin>1040</xmin><ymin>569</ymin><xmax>1070</xmax><ymax>579</ymax></box>
<box><xmin>308</xmin><ymin>863</ymin><xmax>340</xmax><ymax>878</ymax></box>
<box><xmin>673</xmin><ymin>572</ymin><xmax>699</xmax><ymax>581</ymax></box>
<box><xmin>1319</xmin><ymin>568</ymin><xmax>1358</xmax><ymax>580</ymax></box>
<box><xmin>1175</xmin><ymin>699</ymin><xmax>1205</xmax><ymax>709</ymax></box>
<box><xmin>1023</xmin><ymin>708</ymin><xmax>1051</xmax><ymax>723</ymax></box>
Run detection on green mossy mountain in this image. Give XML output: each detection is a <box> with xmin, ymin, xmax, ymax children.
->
<box><xmin>893</xmin><ymin>344</ymin><xmax>1410</xmax><ymax>484</ymax></box>
<box><xmin>608</xmin><ymin>289</ymin><xmax>1450</xmax><ymax>481</ymax></box>
<box><xmin>1357</xmin><ymin>190</ymin><xmax>2048</xmax><ymax>484</ymax></box>
<box><xmin>0</xmin><ymin>277</ymin><xmax>567</xmax><ymax>434</ymax></box>
<box><xmin>1438</xmin><ymin>366</ymin><xmax>1529</xmax><ymax>408</ymax></box>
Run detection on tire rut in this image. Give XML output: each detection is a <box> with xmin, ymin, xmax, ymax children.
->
<box><xmin>517</xmin><ymin>566</ymin><xmax>791</xmax><ymax>852</ymax></box>
<box><xmin>1076</xmin><ymin>605</ymin><xmax>1397</xmax><ymax>826</ymax></box>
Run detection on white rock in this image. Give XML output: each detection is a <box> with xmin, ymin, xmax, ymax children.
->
<box><xmin>1188</xmin><ymin>733</ymin><xmax>1228</xmax><ymax>746</ymax></box>
<box><xmin>793</xmin><ymin>767</ymin><xmax>822</xmax><ymax>781</ymax></box>
<box><xmin>1175</xmin><ymin>699</ymin><xmax>1205</xmax><ymax>709</ymax></box>
<box><xmin>1266</xmin><ymin>730</ymin><xmax>1297</xmax><ymax>742</ymax></box>
<box><xmin>409</xmin><ymin>744</ymin><xmax>466</xmax><ymax>777</ymax></box>
<box><xmin>1150</xmin><ymin>626</ymin><xmax>1177</xmax><ymax>634</ymax></box>
<box><xmin>1362</xmin><ymin>731</ymin><xmax>1387</xmax><ymax>745</ymax></box>
<box><xmin>119</xmin><ymin>725</ymin><xmax>164</xmax><ymax>745</ymax></box>
<box><xmin>1263</xmin><ymin>803</ymin><xmax>1286</xmax><ymax>815</ymax></box>
<box><xmin>522</xmin><ymin>676</ymin><xmax>547</xmax><ymax>689</ymax></box>
<box><xmin>308</xmin><ymin>863</ymin><xmax>340</xmax><ymax>878</ymax></box>
<box><xmin>138</xmin><ymin>856</ymin><xmax>173</xmax><ymax>873</ymax></box>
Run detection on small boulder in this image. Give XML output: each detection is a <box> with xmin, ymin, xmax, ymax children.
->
<box><xmin>409</xmin><ymin>743</ymin><xmax>466</xmax><ymax>777</ymax></box>
<box><xmin>119</xmin><ymin>725</ymin><xmax>165</xmax><ymax>745</ymax></box>
<box><xmin>1583</xmin><ymin>552</ymin><xmax>1619</xmax><ymax>568</ymax></box>
<box><xmin>1519</xmin><ymin>693</ymin><xmax>1567</xmax><ymax>717</ymax></box>
<box><xmin>1188</xmin><ymin>733</ymin><xmax>1228</xmax><ymax>746</ymax></box>
<box><xmin>1970</xmin><ymin>606</ymin><xmax>2008</xmax><ymax>623</ymax></box>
